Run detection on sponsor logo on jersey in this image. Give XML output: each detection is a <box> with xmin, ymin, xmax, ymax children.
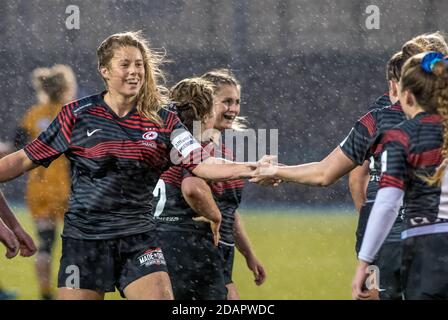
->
<box><xmin>142</xmin><ymin>131</ymin><xmax>158</xmax><ymax>140</ymax></box>
<box><xmin>141</xmin><ymin>141</ymin><xmax>157</xmax><ymax>148</ymax></box>
<box><xmin>87</xmin><ymin>129</ymin><xmax>102</xmax><ymax>137</ymax></box>
<box><xmin>137</xmin><ymin>247</ymin><xmax>166</xmax><ymax>267</ymax></box>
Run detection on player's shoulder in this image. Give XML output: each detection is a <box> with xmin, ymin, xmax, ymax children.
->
<box><xmin>396</xmin><ymin>113</ymin><xmax>429</xmax><ymax>132</ymax></box>
<box><xmin>367</xmin><ymin>93</ymin><xmax>391</xmax><ymax>111</ymax></box>
<box><xmin>380</xmin><ymin>102</ymin><xmax>403</xmax><ymax>114</ymax></box>
<box><xmin>158</xmin><ymin>103</ymin><xmax>181</xmax><ymax>126</ymax></box>
<box><xmin>381</xmin><ymin>120</ymin><xmax>412</xmax><ymax>148</ymax></box>
<box><xmin>159</xmin><ymin>103</ymin><xmax>178</xmax><ymax>118</ymax></box>
<box><xmin>402</xmin><ymin>112</ymin><xmax>443</xmax><ymax>138</ymax></box>
<box><xmin>65</xmin><ymin>92</ymin><xmax>104</xmax><ymax>117</ymax></box>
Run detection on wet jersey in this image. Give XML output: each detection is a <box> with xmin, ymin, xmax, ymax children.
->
<box><xmin>376</xmin><ymin>112</ymin><xmax>448</xmax><ymax>239</ymax></box>
<box><xmin>341</xmin><ymin>99</ymin><xmax>405</xmax><ymax>200</ymax></box>
<box><xmin>151</xmin><ymin>141</ymin><xmax>244</xmax><ymax>244</ymax></box>
<box><xmin>340</xmin><ymin>96</ymin><xmax>406</xmax><ymax>243</ymax></box>
<box><xmin>24</xmin><ymin>92</ymin><xmax>205</xmax><ymax>240</ymax></box>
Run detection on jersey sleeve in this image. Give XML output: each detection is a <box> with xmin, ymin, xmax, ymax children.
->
<box><xmin>168</xmin><ymin>113</ymin><xmax>210</xmax><ymax>172</ymax></box>
<box><xmin>23</xmin><ymin>104</ymin><xmax>76</xmax><ymax>167</ymax></box>
<box><xmin>339</xmin><ymin>110</ymin><xmax>378</xmax><ymax>165</ymax></box>
<box><xmin>378</xmin><ymin>129</ymin><xmax>409</xmax><ymax>190</ymax></box>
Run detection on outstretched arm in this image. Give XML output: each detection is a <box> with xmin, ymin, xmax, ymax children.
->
<box><xmin>233</xmin><ymin>211</ymin><xmax>266</xmax><ymax>286</ymax></box>
<box><xmin>192</xmin><ymin>157</ymin><xmax>258</xmax><ymax>181</ymax></box>
<box><xmin>252</xmin><ymin>147</ymin><xmax>357</xmax><ymax>187</ymax></box>
<box><xmin>0</xmin><ymin>149</ymin><xmax>38</xmax><ymax>182</ymax></box>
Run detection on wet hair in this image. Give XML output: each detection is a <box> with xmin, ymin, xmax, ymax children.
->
<box><xmin>386</xmin><ymin>51</ymin><xmax>404</xmax><ymax>82</ymax></box>
<box><xmin>32</xmin><ymin>64</ymin><xmax>76</xmax><ymax>104</ymax></box>
<box><xmin>201</xmin><ymin>68</ymin><xmax>240</xmax><ymax>88</ymax></box>
<box><xmin>169</xmin><ymin>77</ymin><xmax>214</xmax><ymax>132</ymax></box>
<box><xmin>411</xmin><ymin>31</ymin><xmax>448</xmax><ymax>53</ymax></box>
<box><xmin>386</xmin><ymin>32</ymin><xmax>448</xmax><ymax>84</ymax></box>
<box><xmin>401</xmin><ymin>31</ymin><xmax>448</xmax><ymax>65</ymax></box>
<box><xmin>97</xmin><ymin>31</ymin><xmax>168</xmax><ymax>124</ymax></box>
<box><xmin>402</xmin><ymin>52</ymin><xmax>448</xmax><ymax>185</ymax></box>
<box><xmin>200</xmin><ymin>68</ymin><xmax>247</xmax><ymax>130</ymax></box>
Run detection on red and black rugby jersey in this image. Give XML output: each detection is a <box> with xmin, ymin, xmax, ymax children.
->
<box><xmin>340</xmin><ymin>98</ymin><xmax>405</xmax><ymax>201</ymax></box>
<box><xmin>24</xmin><ymin>92</ymin><xmax>205</xmax><ymax>239</ymax></box>
<box><xmin>376</xmin><ymin>112</ymin><xmax>446</xmax><ymax>233</ymax></box>
<box><xmin>151</xmin><ymin>141</ymin><xmax>244</xmax><ymax>244</ymax></box>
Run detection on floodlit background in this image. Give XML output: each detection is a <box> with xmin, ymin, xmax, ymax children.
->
<box><xmin>0</xmin><ymin>0</ymin><xmax>446</xmax><ymax>299</ymax></box>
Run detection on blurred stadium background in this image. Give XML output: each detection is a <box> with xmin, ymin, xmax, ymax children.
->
<box><xmin>0</xmin><ymin>0</ymin><xmax>446</xmax><ymax>299</ymax></box>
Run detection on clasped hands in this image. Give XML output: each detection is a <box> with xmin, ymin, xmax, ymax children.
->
<box><xmin>249</xmin><ymin>155</ymin><xmax>282</xmax><ymax>187</ymax></box>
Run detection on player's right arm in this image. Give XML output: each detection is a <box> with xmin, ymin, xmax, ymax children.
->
<box><xmin>253</xmin><ymin>146</ymin><xmax>357</xmax><ymax>186</ymax></box>
<box><xmin>0</xmin><ymin>149</ymin><xmax>38</xmax><ymax>182</ymax></box>
<box><xmin>252</xmin><ymin>110</ymin><xmax>377</xmax><ymax>187</ymax></box>
<box><xmin>349</xmin><ymin>161</ymin><xmax>370</xmax><ymax>211</ymax></box>
<box><xmin>0</xmin><ymin>103</ymin><xmax>75</xmax><ymax>257</ymax></box>
<box><xmin>181</xmin><ymin>176</ymin><xmax>222</xmax><ymax>246</ymax></box>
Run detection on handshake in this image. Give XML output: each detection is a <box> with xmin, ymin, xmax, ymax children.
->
<box><xmin>249</xmin><ymin>155</ymin><xmax>283</xmax><ymax>187</ymax></box>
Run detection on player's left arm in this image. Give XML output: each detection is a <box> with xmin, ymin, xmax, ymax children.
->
<box><xmin>233</xmin><ymin>211</ymin><xmax>266</xmax><ymax>286</ymax></box>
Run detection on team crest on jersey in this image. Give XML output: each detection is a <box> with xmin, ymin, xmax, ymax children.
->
<box><xmin>142</xmin><ymin>131</ymin><xmax>158</xmax><ymax>140</ymax></box>
<box><xmin>137</xmin><ymin>247</ymin><xmax>166</xmax><ymax>267</ymax></box>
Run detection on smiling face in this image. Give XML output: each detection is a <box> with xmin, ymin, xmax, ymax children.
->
<box><xmin>213</xmin><ymin>84</ymin><xmax>240</xmax><ymax>131</ymax></box>
<box><xmin>100</xmin><ymin>46</ymin><xmax>145</xmax><ymax>99</ymax></box>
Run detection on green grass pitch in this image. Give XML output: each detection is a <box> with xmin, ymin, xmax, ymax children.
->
<box><xmin>0</xmin><ymin>208</ymin><xmax>357</xmax><ymax>300</ymax></box>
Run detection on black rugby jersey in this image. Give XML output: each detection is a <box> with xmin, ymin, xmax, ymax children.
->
<box><xmin>341</xmin><ymin>100</ymin><xmax>405</xmax><ymax>201</ymax></box>
<box><xmin>340</xmin><ymin>97</ymin><xmax>406</xmax><ymax>243</ymax></box>
<box><xmin>151</xmin><ymin>141</ymin><xmax>244</xmax><ymax>244</ymax></box>
<box><xmin>376</xmin><ymin>112</ymin><xmax>447</xmax><ymax>238</ymax></box>
<box><xmin>24</xmin><ymin>92</ymin><xmax>205</xmax><ymax>240</ymax></box>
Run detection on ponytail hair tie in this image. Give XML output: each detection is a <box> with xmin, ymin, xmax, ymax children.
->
<box><xmin>421</xmin><ymin>51</ymin><xmax>448</xmax><ymax>73</ymax></box>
